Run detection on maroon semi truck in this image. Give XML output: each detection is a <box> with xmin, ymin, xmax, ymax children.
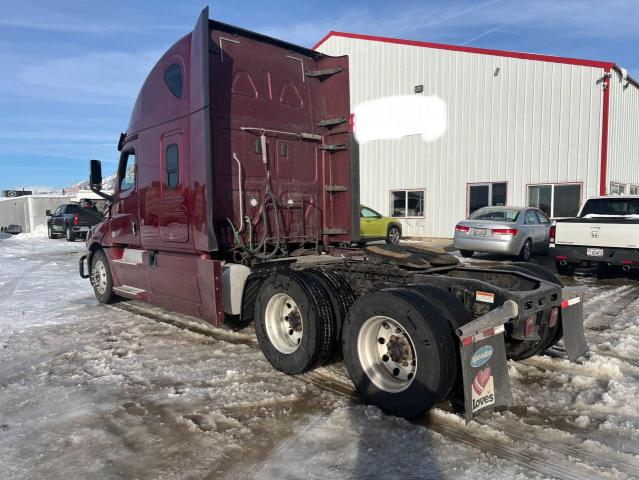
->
<box><xmin>80</xmin><ymin>8</ymin><xmax>587</xmax><ymax>420</ymax></box>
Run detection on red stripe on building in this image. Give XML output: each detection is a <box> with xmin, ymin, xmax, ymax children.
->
<box><xmin>600</xmin><ymin>68</ymin><xmax>612</xmax><ymax>196</ymax></box>
<box><xmin>312</xmin><ymin>31</ymin><xmax>615</xmax><ymax>69</ymax></box>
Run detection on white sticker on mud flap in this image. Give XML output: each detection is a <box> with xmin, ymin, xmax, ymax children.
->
<box><xmin>475</xmin><ymin>291</ymin><xmax>495</xmax><ymax>304</ymax></box>
<box><xmin>471</xmin><ymin>367</ymin><xmax>495</xmax><ymax>413</ymax></box>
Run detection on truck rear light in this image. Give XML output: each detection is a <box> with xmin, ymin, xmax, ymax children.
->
<box><xmin>549</xmin><ymin>225</ymin><xmax>556</xmax><ymax>244</ymax></box>
<box><xmin>524</xmin><ymin>315</ymin><xmax>536</xmax><ymax>337</ymax></box>
<box><xmin>349</xmin><ymin>113</ymin><xmax>356</xmax><ymax>132</ymax></box>
<box><xmin>622</xmin><ymin>260</ymin><xmax>634</xmax><ymax>265</ymax></box>
<box><xmin>555</xmin><ymin>255</ymin><xmax>567</xmax><ymax>261</ymax></box>
<box><xmin>492</xmin><ymin>228</ymin><xmax>518</xmax><ymax>236</ymax></box>
<box><xmin>548</xmin><ymin>307</ymin><xmax>559</xmax><ymax>328</ymax></box>
<box><xmin>455</xmin><ymin>225</ymin><xmax>470</xmax><ymax>233</ymax></box>
<box><xmin>73</xmin><ymin>213</ymin><xmax>79</xmax><ymax>226</ymax></box>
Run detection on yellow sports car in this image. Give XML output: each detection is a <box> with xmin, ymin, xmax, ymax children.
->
<box><xmin>359</xmin><ymin>205</ymin><xmax>402</xmax><ymax>244</ymax></box>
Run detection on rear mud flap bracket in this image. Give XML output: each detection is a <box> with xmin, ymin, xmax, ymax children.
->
<box><xmin>561</xmin><ymin>288</ymin><xmax>588</xmax><ymax>362</ymax></box>
<box><xmin>456</xmin><ymin>300</ymin><xmax>517</xmax><ymax>422</ymax></box>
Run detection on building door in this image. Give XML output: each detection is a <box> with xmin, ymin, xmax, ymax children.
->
<box><xmin>468</xmin><ymin>182</ymin><xmax>507</xmax><ymax>215</ymax></box>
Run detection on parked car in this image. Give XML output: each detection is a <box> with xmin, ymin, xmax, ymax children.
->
<box><xmin>551</xmin><ymin>195</ymin><xmax>639</xmax><ymax>275</ymax></box>
<box><xmin>454</xmin><ymin>206</ymin><xmax>551</xmax><ymax>261</ymax></box>
<box><xmin>46</xmin><ymin>203</ymin><xmax>103</xmax><ymax>242</ymax></box>
<box><xmin>359</xmin><ymin>205</ymin><xmax>402</xmax><ymax>244</ymax></box>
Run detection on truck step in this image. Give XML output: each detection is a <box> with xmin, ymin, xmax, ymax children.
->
<box><xmin>317</xmin><ymin>117</ymin><xmax>347</xmax><ymax>128</ymax></box>
<box><xmin>113</xmin><ymin>285</ymin><xmax>146</xmax><ymax>298</ymax></box>
<box><xmin>319</xmin><ymin>144</ymin><xmax>346</xmax><ymax>152</ymax></box>
<box><xmin>304</xmin><ymin>66</ymin><xmax>343</xmax><ymax>78</ymax></box>
<box><xmin>323</xmin><ymin>228</ymin><xmax>348</xmax><ymax>235</ymax></box>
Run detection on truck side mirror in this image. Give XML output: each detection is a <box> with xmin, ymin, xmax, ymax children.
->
<box><xmin>45</xmin><ymin>209</ymin><xmax>52</xmax><ymax>216</ymax></box>
<box><xmin>90</xmin><ymin>159</ymin><xmax>103</xmax><ymax>190</ymax></box>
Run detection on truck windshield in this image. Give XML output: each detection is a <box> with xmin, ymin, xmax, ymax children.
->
<box><xmin>580</xmin><ymin>198</ymin><xmax>639</xmax><ymax>217</ymax></box>
<box><xmin>470</xmin><ymin>208</ymin><xmax>520</xmax><ymax>222</ymax></box>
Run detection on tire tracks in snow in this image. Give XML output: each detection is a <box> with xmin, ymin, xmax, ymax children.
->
<box><xmin>112</xmin><ymin>301</ymin><xmax>634</xmax><ymax>480</ymax></box>
<box><xmin>0</xmin><ymin>260</ymin><xmax>48</xmax><ymax>305</ymax></box>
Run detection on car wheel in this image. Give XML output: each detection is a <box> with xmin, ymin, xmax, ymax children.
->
<box><xmin>386</xmin><ymin>225</ymin><xmax>401</xmax><ymax>244</ymax></box>
<box><xmin>518</xmin><ymin>239</ymin><xmax>532</xmax><ymax>262</ymax></box>
<box><xmin>47</xmin><ymin>224</ymin><xmax>54</xmax><ymax>239</ymax></box>
<box><xmin>91</xmin><ymin>250</ymin><xmax>115</xmax><ymax>304</ymax></box>
<box><xmin>459</xmin><ymin>250</ymin><xmax>474</xmax><ymax>258</ymax></box>
<box><xmin>65</xmin><ymin>225</ymin><xmax>75</xmax><ymax>242</ymax></box>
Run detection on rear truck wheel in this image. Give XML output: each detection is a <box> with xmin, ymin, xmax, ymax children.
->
<box><xmin>505</xmin><ymin>309</ymin><xmax>559</xmax><ymax>361</ymax></box>
<box><xmin>460</xmin><ymin>250</ymin><xmax>474</xmax><ymax>258</ymax></box>
<box><xmin>65</xmin><ymin>225</ymin><xmax>76</xmax><ymax>242</ymax></box>
<box><xmin>386</xmin><ymin>225</ymin><xmax>401</xmax><ymax>244</ymax></box>
<box><xmin>254</xmin><ymin>271</ymin><xmax>337</xmax><ymax>374</ymax></box>
<box><xmin>556</xmin><ymin>261</ymin><xmax>575</xmax><ymax>276</ymax></box>
<box><xmin>91</xmin><ymin>249</ymin><xmax>115</xmax><ymax>304</ymax></box>
<box><xmin>302</xmin><ymin>269</ymin><xmax>354</xmax><ymax>343</ymax></box>
<box><xmin>342</xmin><ymin>288</ymin><xmax>457</xmax><ymax>418</ymax></box>
<box><xmin>518</xmin><ymin>239</ymin><xmax>532</xmax><ymax>262</ymax></box>
<box><xmin>503</xmin><ymin>263</ymin><xmax>564</xmax><ymax>352</ymax></box>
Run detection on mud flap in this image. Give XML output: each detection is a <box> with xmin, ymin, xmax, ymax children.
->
<box><xmin>456</xmin><ymin>300</ymin><xmax>517</xmax><ymax>422</ymax></box>
<box><xmin>561</xmin><ymin>289</ymin><xmax>588</xmax><ymax>362</ymax></box>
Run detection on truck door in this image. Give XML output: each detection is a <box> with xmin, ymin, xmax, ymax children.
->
<box><xmin>111</xmin><ymin>144</ymin><xmax>141</xmax><ymax>247</ymax></box>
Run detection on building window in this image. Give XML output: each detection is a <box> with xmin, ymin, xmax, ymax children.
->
<box><xmin>391</xmin><ymin>190</ymin><xmax>425</xmax><ymax>217</ymax></box>
<box><xmin>610</xmin><ymin>182</ymin><xmax>626</xmax><ymax>195</ymax></box>
<box><xmin>165</xmin><ymin>143</ymin><xmax>179</xmax><ymax>188</ymax></box>
<box><xmin>163</xmin><ymin>63</ymin><xmax>183</xmax><ymax>98</ymax></box>
<box><xmin>630</xmin><ymin>185</ymin><xmax>639</xmax><ymax>195</ymax></box>
<box><xmin>528</xmin><ymin>183</ymin><xmax>581</xmax><ymax>218</ymax></box>
<box><xmin>467</xmin><ymin>182</ymin><xmax>507</xmax><ymax>215</ymax></box>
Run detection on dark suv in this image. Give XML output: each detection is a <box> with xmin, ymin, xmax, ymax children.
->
<box><xmin>46</xmin><ymin>203</ymin><xmax>103</xmax><ymax>241</ymax></box>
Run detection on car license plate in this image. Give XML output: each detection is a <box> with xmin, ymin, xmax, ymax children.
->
<box><xmin>79</xmin><ymin>226</ymin><xmax>89</xmax><ymax>232</ymax></box>
<box><xmin>473</xmin><ymin>228</ymin><xmax>486</xmax><ymax>236</ymax></box>
<box><xmin>587</xmin><ymin>248</ymin><xmax>603</xmax><ymax>257</ymax></box>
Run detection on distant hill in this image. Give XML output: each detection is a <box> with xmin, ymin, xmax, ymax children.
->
<box><xmin>65</xmin><ymin>173</ymin><xmax>117</xmax><ymax>193</ymax></box>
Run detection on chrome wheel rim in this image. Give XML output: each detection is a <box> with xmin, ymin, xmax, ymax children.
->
<box><xmin>265</xmin><ymin>293</ymin><xmax>303</xmax><ymax>354</ymax></box>
<box><xmin>66</xmin><ymin>228</ymin><xmax>71</xmax><ymax>240</ymax></box>
<box><xmin>523</xmin><ymin>242</ymin><xmax>531</xmax><ymax>260</ymax></box>
<box><xmin>92</xmin><ymin>259</ymin><xmax>108</xmax><ymax>295</ymax></box>
<box><xmin>357</xmin><ymin>316</ymin><xmax>417</xmax><ymax>393</ymax></box>
<box><xmin>389</xmin><ymin>228</ymin><xmax>400</xmax><ymax>243</ymax></box>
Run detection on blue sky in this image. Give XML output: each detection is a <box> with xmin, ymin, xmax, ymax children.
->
<box><xmin>0</xmin><ymin>0</ymin><xmax>637</xmax><ymax>190</ymax></box>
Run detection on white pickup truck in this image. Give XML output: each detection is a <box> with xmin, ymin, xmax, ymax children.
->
<box><xmin>550</xmin><ymin>196</ymin><xmax>639</xmax><ymax>275</ymax></box>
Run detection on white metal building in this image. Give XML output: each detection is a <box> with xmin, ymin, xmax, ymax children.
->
<box><xmin>315</xmin><ymin>32</ymin><xmax>639</xmax><ymax>238</ymax></box>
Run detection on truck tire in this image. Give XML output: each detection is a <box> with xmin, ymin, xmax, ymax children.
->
<box><xmin>91</xmin><ymin>249</ymin><xmax>115</xmax><ymax>304</ymax></box>
<box><xmin>505</xmin><ymin>262</ymin><xmax>564</xmax><ymax>351</ymax></box>
<box><xmin>47</xmin><ymin>225</ymin><xmax>57</xmax><ymax>239</ymax></box>
<box><xmin>518</xmin><ymin>239</ymin><xmax>532</xmax><ymax>262</ymax></box>
<box><xmin>505</xmin><ymin>310</ymin><xmax>557</xmax><ymax>361</ymax></box>
<box><xmin>459</xmin><ymin>250</ymin><xmax>474</xmax><ymax>258</ymax></box>
<box><xmin>254</xmin><ymin>271</ymin><xmax>337</xmax><ymax>374</ymax></box>
<box><xmin>342</xmin><ymin>288</ymin><xmax>457</xmax><ymax>418</ymax></box>
<box><xmin>386</xmin><ymin>225</ymin><xmax>401</xmax><ymax>244</ymax></box>
<box><xmin>65</xmin><ymin>225</ymin><xmax>76</xmax><ymax>242</ymax></box>
<box><xmin>303</xmin><ymin>269</ymin><xmax>354</xmax><ymax>342</ymax></box>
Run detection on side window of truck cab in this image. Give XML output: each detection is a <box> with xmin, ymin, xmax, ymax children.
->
<box><xmin>119</xmin><ymin>149</ymin><xmax>136</xmax><ymax>192</ymax></box>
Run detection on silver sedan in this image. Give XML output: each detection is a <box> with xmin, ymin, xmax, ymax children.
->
<box><xmin>453</xmin><ymin>207</ymin><xmax>551</xmax><ymax>261</ymax></box>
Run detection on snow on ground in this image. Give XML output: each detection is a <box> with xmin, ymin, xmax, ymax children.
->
<box><xmin>2</xmin><ymin>232</ymin><xmax>639</xmax><ymax>479</ymax></box>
